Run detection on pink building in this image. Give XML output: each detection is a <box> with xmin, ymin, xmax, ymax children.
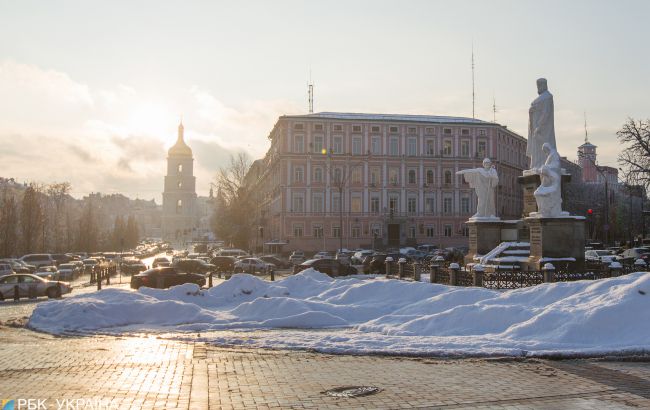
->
<box><xmin>247</xmin><ymin>112</ymin><xmax>527</xmax><ymax>254</ymax></box>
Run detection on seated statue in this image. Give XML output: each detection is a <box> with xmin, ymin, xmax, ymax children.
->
<box><xmin>456</xmin><ymin>158</ymin><xmax>499</xmax><ymax>220</ymax></box>
<box><xmin>532</xmin><ymin>143</ymin><xmax>563</xmax><ymax>217</ymax></box>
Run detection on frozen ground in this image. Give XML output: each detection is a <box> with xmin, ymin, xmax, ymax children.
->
<box><xmin>28</xmin><ymin>269</ymin><xmax>650</xmax><ymax>357</ymax></box>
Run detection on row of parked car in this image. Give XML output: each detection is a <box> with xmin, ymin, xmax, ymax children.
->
<box><xmin>585</xmin><ymin>246</ymin><xmax>650</xmax><ymax>265</ymax></box>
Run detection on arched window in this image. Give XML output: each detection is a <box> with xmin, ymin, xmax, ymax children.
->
<box><xmin>334</xmin><ymin>168</ymin><xmax>342</xmax><ymax>183</ymax></box>
<box><xmin>178</xmin><ymin>181</ymin><xmax>182</xmax><ymax>189</ymax></box>
<box><xmin>176</xmin><ymin>199</ymin><xmax>182</xmax><ymax>213</ymax></box>
<box><xmin>408</xmin><ymin>170</ymin><xmax>416</xmax><ymax>184</ymax></box>
<box><xmin>177</xmin><ymin>164</ymin><xmax>183</xmax><ymax>173</ymax></box>
<box><xmin>313</xmin><ymin>167</ymin><xmax>322</xmax><ymax>182</ymax></box>
<box><xmin>444</xmin><ymin>170</ymin><xmax>452</xmax><ymax>185</ymax></box>
<box><xmin>426</xmin><ymin>170</ymin><xmax>434</xmax><ymax>185</ymax></box>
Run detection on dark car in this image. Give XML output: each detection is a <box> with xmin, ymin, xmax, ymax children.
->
<box><xmin>293</xmin><ymin>258</ymin><xmax>357</xmax><ymax>277</ymax></box>
<box><xmin>173</xmin><ymin>259</ymin><xmax>216</xmax><ymax>274</ymax></box>
<box><xmin>121</xmin><ymin>259</ymin><xmax>147</xmax><ymax>275</ymax></box>
<box><xmin>130</xmin><ymin>267</ymin><xmax>206</xmax><ymax>289</ymax></box>
<box><xmin>210</xmin><ymin>256</ymin><xmax>237</xmax><ymax>272</ymax></box>
<box><xmin>259</xmin><ymin>255</ymin><xmax>290</xmax><ymax>269</ymax></box>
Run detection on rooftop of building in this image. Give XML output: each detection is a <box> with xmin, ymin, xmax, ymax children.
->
<box><xmin>281</xmin><ymin>112</ymin><xmax>497</xmax><ymax>125</ymax></box>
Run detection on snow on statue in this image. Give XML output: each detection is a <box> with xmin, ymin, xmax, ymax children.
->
<box><xmin>531</xmin><ymin>143</ymin><xmax>565</xmax><ymax>218</ymax></box>
<box><xmin>456</xmin><ymin>158</ymin><xmax>499</xmax><ymax>220</ymax></box>
<box><xmin>526</xmin><ymin>78</ymin><xmax>557</xmax><ymax>171</ymax></box>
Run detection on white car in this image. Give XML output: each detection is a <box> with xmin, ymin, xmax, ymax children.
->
<box><xmin>0</xmin><ymin>263</ymin><xmax>14</xmax><ymax>277</ymax></box>
<box><xmin>585</xmin><ymin>250</ymin><xmax>619</xmax><ymax>264</ymax></box>
<box><xmin>57</xmin><ymin>263</ymin><xmax>77</xmax><ymax>280</ymax></box>
<box><xmin>234</xmin><ymin>258</ymin><xmax>274</xmax><ymax>272</ymax></box>
<box><xmin>289</xmin><ymin>251</ymin><xmax>305</xmax><ymax>265</ymax></box>
<box><xmin>313</xmin><ymin>251</ymin><xmax>333</xmax><ymax>259</ymax></box>
<box><xmin>0</xmin><ymin>274</ymin><xmax>72</xmax><ymax>300</ymax></box>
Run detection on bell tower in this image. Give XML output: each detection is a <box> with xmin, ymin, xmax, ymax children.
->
<box><xmin>162</xmin><ymin>120</ymin><xmax>197</xmax><ymax>243</ymax></box>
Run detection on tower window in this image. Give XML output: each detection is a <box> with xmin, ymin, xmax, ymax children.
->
<box><xmin>176</xmin><ymin>199</ymin><xmax>182</xmax><ymax>213</ymax></box>
<box><xmin>178</xmin><ymin>181</ymin><xmax>182</xmax><ymax>189</ymax></box>
<box><xmin>177</xmin><ymin>164</ymin><xmax>183</xmax><ymax>173</ymax></box>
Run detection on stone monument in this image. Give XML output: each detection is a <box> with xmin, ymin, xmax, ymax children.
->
<box><xmin>525</xmin><ymin>78</ymin><xmax>556</xmax><ymax>172</ymax></box>
<box><xmin>456</xmin><ymin>158</ymin><xmax>499</xmax><ymax>220</ymax></box>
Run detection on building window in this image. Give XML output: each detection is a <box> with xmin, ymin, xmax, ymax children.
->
<box><xmin>461</xmin><ymin>197</ymin><xmax>470</xmax><ymax>214</ymax></box>
<box><xmin>425</xmin><ymin>127</ymin><xmax>435</xmax><ymax>135</ymax></box>
<box><xmin>461</xmin><ymin>140</ymin><xmax>470</xmax><ymax>157</ymax></box>
<box><xmin>177</xmin><ymin>181</ymin><xmax>182</xmax><ymax>189</ymax></box>
<box><xmin>312</xmin><ymin>194</ymin><xmax>323</xmax><ymax>213</ymax></box>
<box><xmin>426</xmin><ymin>226</ymin><xmax>435</xmax><ymax>237</ymax></box>
<box><xmin>409</xmin><ymin>225</ymin><xmax>416</xmax><ymax>238</ymax></box>
<box><xmin>408</xmin><ymin>169</ymin><xmax>416</xmax><ymax>184</ymax></box>
<box><xmin>389</xmin><ymin>137</ymin><xmax>399</xmax><ymax>156</ymax></box>
<box><xmin>443</xmin><ymin>140</ymin><xmax>452</xmax><ymax>156</ymax></box>
<box><xmin>177</xmin><ymin>164</ymin><xmax>183</xmax><ymax>173</ymax></box>
<box><xmin>294</xmin><ymin>135</ymin><xmax>304</xmax><ymax>153</ymax></box>
<box><xmin>371</xmin><ymin>125</ymin><xmax>380</xmax><ymax>133</ymax></box>
<box><xmin>444</xmin><ymin>170</ymin><xmax>452</xmax><ymax>185</ymax></box>
<box><xmin>292</xmin><ymin>195</ymin><xmax>304</xmax><ymax>213</ymax></box>
<box><xmin>408</xmin><ymin>127</ymin><xmax>417</xmax><ymax>134</ymax></box>
<box><xmin>294</xmin><ymin>166</ymin><xmax>304</xmax><ymax>183</ymax></box>
<box><xmin>479</xmin><ymin>129</ymin><xmax>486</xmax><ymax>136</ymax></box>
<box><xmin>389</xmin><ymin>168</ymin><xmax>399</xmax><ymax>185</ymax></box>
<box><xmin>313</xmin><ymin>167</ymin><xmax>323</xmax><ymax>182</ymax></box>
<box><xmin>461</xmin><ymin>128</ymin><xmax>470</xmax><ymax>136</ymax></box>
<box><xmin>313</xmin><ymin>136</ymin><xmax>324</xmax><ymax>153</ymax></box>
<box><xmin>443</xmin><ymin>128</ymin><xmax>452</xmax><ymax>135</ymax></box>
<box><xmin>389</xmin><ymin>195</ymin><xmax>399</xmax><ymax>213</ymax></box>
<box><xmin>176</xmin><ymin>199</ymin><xmax>182</xmax><ymax>213</ymax></box>
<box><xmin>351</xmin><ymin>197</ymin><xmax>362</xmax><ymax>213</ymax></box>
<box><xmin>332</xmin><ymin>193</ymin><xmax>341</xmax><ymax>212</ymax></box>
<box><xmin>352</xmin><ymin>125</ymin><xmax>362</xmax><ymax>133</ymax></box>
<box><xmin>462</xmin><ymin>225</ymin><xmax>470</xmax><ymax>237</ymax></box>
<box><xmin>407</xmin><ymin>137</ymin><xmax>417</xmax><ymax>156</ymax></box>
<box><xmin>443</xmin><ymin>197</ymin><xmax>453</xmax><ymax>214</ymax></box>
<box><xmin>371</xmin><ymin>136</ymin><xmax>381</xmax><ymax>155</ymax></box>
<box><xmin>313</xmin><ymin>224</ymin><xmax>323</xmax><ymax>238</ymax></box>
<box><xmin>478</xmin><ymin>141</ymin><xmax>487</xmax><ymax>158</ymax></box>
<box><xmin>370</xmin><ymin>167</ymin><xmax>380</xmax><ymax>186</ymax></box>
<box><xmin>407</xmin><ymin>197</ymin><xmax>417</xmax><ymax>214</ymax></box>
<box><xmin>333</xmin><ymin>136</ymin><xmax>343</xmax><ymax>154</ymax></box>
<box><xmin>351</xmin><ymin>226</ymin><xmax>361</xmax><ymax>238</ymax></box>
<box><xmin>332</xmin><ymin>226</ymin><xmax>341</xmax><ymax>238</ymax></box>
<box><xmin>314</xmin><ymin>124</ymin><xmax>323</xmax><ymax>131</ymax></box>
<box><xmin>294</xmin><ymin>123</ymin><xmax>304</xmax><ymax>131</ymax></box>
<box><xmin>371</xmin><ymin>224</ymin><xmax>382</xmax><ymax>238</ymax></box>
<box><xmin>389</xmin><ymin>126</ymin><xmax>398</xmax><ymax>133</ymax></box>
<box><xmin>425</xmin><ymin>139</ymin><xmax>435</xmax><ymax>156</ymax></box>
<box><xmin>426</xmin><ymin>170</ymin><xmax>434</xmax><ymax>185</ymax></box>
<box><xmin>333</xmin><ymin>167</ymin><xmax>343</xmax><ymax>183</ymax></box>
<box><xmin>425</xmin><ymin>197</ymin><xmax>435</xmax><ymax>214</ymax></box>
<box><xmin>444</xmin><ymin>224</ymin><xmax>452</xmax><ymax>237</ymax></box>
<box><xmin>293</xmin><ymin>224</ymin><xmax>304</xmax><ymax>237</ymax></box>
<box><xmin>351</xmin><ymin>168</ymin><xmax>362</xmax><ymax>184</ymax></box>
<box><xmin>352</xmin><ymin>137</ymin><xmax>362</xmax><ymax>155</ymax></box>
<box><xmin>370</xmin><ymin>197</ymin><xmax>380</xmax><ymax>213</ymax></box>
<box><xmin>334</xmin><ymin>124</ymin><xmax>342</xmax><ymax>131</ymax></box>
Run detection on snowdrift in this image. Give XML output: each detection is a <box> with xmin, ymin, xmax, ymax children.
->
<box><xmin>28</xmin><ymin>269</ymin><xmax>650</xmax><ymax>356</ymax></box>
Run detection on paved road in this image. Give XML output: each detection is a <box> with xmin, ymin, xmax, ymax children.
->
<box><xmin>0</xmin><ymin>327</ymin><xmax>649</xmax><ymax>409</ymax></box>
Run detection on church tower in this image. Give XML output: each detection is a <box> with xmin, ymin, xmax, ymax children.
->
<box><xmin>162</xmin><ymin>120</ymin><xmax>197</xmax><ymax>243</ymax></box>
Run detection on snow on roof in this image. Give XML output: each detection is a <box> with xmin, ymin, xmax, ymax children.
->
<box><xmin>284</xmin><ymin>112</ymin><xmax>494</xmax><ymax>125</ymax></box>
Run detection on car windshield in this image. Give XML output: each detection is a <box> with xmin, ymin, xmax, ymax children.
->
<box><xmin>595</xmin><ymin>251</ymin><xmax>611</xmax><ymax>256</ymax></box>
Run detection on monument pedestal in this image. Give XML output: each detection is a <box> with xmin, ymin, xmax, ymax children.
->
<box><xmin>525</xmin><ymin>216</ymin><xmax>585</xmax><ymax>270</ymax></box>
<box><xmin>465</xmin><ymin>219</ymin><xmax>523</xmax><ymax>264</ymax></box>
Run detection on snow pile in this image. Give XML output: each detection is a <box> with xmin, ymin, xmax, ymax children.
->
<box><xmin>28</xmin><ymin>269</ymin><xmax>650</xmax><ymax>356</ymax></box>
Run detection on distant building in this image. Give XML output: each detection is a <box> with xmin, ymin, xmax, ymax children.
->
<box><xmin>577</xmin><ymin>140</ymin><xmax>618</xmax><ymax>185</ymax></box>
<box><xmin>161</xmin><ymin>121</ymin><xmax>198</xmax><ymax>243</ymax></box>
<box><xmin>246</xmin><ymin>112</ymin><xmax>528</xmax><ymax>253</ymax></box>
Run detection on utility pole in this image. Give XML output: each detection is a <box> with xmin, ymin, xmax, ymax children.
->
<box><xmin>471</xmin><ymin>42</ymin><xmax>475</xmax><ymax>119</ymax></box>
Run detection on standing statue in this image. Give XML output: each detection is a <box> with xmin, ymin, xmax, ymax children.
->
<box><xmin>532</xmin><ymin>143</ymin><xmax>564</xmax><ymax>217</ymax></box>
<box><xmin>526</xmin><ymin>78</ymin><xmax>557</xmax><ymax>171</ymax></box>
<box><xmin>456</xmin><ymin>158</ymin><xmax>499</xmax><ymax>220</ymax></box>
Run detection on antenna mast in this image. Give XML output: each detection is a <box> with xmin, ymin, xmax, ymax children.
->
<box><xmin>584</xmin><ymin>112</ymin><xmax>588</xmax><ymax>143</ymax></box>
<box><xmin>308</xmin><ymin>69</ymin><xmax>314</xmax><ymax>114</ymax></box>
<box><xmin>492</xmin><ymin>95</ymin><xmax>497</xmax><ymax>123</ymax></box>
<box><xmin>471</xmin><ymin>42</ymin><xmax>475</xmax><ymax>119</ymax></box>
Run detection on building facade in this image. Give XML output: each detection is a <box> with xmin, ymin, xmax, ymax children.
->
<box><xmin>161</xmin><ymin>121</ymin><xmax>198</xmax><ymax>243</ymax></box>
<box><xmin>247</xmin><ymin>112</ymin><xmax>527</xmax><ymax>253</ymax></box>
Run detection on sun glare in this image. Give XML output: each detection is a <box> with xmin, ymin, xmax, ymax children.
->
<box><xmin>128</xmin><ymin>101</ymin><xmax>174</xmax><ymax>141</ymax></box>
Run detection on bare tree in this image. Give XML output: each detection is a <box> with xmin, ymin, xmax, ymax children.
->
<box><xmin>617</xmin><ymin>118</ymin><xmax>650</xmax><ymax>187</ymax></box>
<box><xmin>0</xmin><ymin>194</ymin><xmax>18</xmax><ymax>257</ymax></box>
<box><xmin>20</xmin><ymin>185</ymin><xmax>44</xmax><ymax>254</ymax></box>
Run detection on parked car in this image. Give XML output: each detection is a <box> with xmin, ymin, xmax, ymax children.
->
<box><xmin>0</xmin><ymin>274</ymin><xmax>71</xmax><ymax>299</ymax></box>
<box><xmin>34</xmin><ymin>266</ymin><xmax>59</xmax><ymax>280</ymax></box>
<box><xmin>51</xmin><ymin>253</ymin><xmax>72</xmax><ymax>265</ymax></box>
<box><xmin>210</xmin><ymin>256</ymin><xmax>237</xmax><ymax>272</ymax></box>
<box><xmin>620</xmin><ymin>247</ymin><xmax>650</xmax><ymax>264</ymax></box>
<box><xmin>130</xmin><ymin>268</ymin><xmax>206</xmax><ymax>290</ymax></box>
<box><xmin>585</xmin><ymin>250</ymin><xmax>619</xmax><ymax>264</ymax></box>
<box><xmin>217</xmin><ymin>249</ymin><xmax>249</xmax><ymax>257</ymax></box>
<box><xmin>57</xmin><ymin>263</ymin><xmax>77</xmax><ymax>280</ymax></box>
<box><xmin>173</xmin><ymin>259</ymin><xmax>216</xmax><ymax>274</ymax></box>
<box><xmin>20</xmin><ymin>254</ymin><xmax>56</xmax><ymax>268</ymax></box>
<box><xmin>82</xmin><ymin>258</ymin><xmax>100</xmax><ymax>273</ymax></box>
<box><xmin>259</xmin><ymin>255</ymin><xmax>290</xmax><ymax>269</ymax></box>
<box><xmin>335</xmin><ymin>252</ymin><xmax>351</xmax><ymax>265</ymax></box>
<box><xmin>294</xmin><ymin>259</ymin><xmax>358</xmax><ymax>277</ymax></box>
<box><xmin>0</xmin><ymin>259</ymin><xmax>30</xmax><ymax>274</ymax></box>
<box><xmin>234</xmin><ymin>258</ymin><xmax>274</xmax><ymax>273</ymax></box>
<box><xmin>313</xmin><ymin>251</ymin><xmax>333</xmax><ymax>260</ymax></box>
<box><xmin>351</xmin><ymin>250</ymin><xmax>374</xmax><ymax>265</ymax></box>
<box><xmin>121</xmin><ymin>259</ymin><xmax>147</xmax><ymax>275</ymax></box>
<box><xmin>289</xmin><ymin>251</ymin><xmax>305</xmax><ymax>265</ymax></box>
<box><xmin>0</xmin><ymin>263</ymin><xmax>14</xmax><ymax>277</ymax></box>
<box><xmin>152</xmin><ymin>257</ymin><xmax>170</xmax><ymax>268</ymax></box>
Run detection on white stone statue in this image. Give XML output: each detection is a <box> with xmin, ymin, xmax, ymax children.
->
<box><xmin>456</xmin><ymin>158</ymin><xmax>499</xmax><ymax>220</ymax></box>
<box><xmin>531</xmin><ymin>143</ymin><xmax>565</xmax><ymax>218</ymax></box>
<box><xmin>526</xmin><ymin>78</ymin><xmax>557</xmax><ymax>172</ymax></box>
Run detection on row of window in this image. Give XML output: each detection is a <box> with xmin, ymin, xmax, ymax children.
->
<box><xmin>291</xmin><ymin>222</ymin><xmax>469</xmax><ymax>238</ymax></box>
<box><xmin>293</xmin><ymin>122</ymin><xmax>488</xmax><ymax>137</ymax></box>
<box><xmin>292</xmin><ymin>166</ymin><xmax>465</xmax><ymax>187</ymax></box>
<box><xmin>290</xmin><ymin>194</ymin><xmax>471</xmax><ymax>215</ymax></box>
<box><xmin>292</xmin><ymin>135</ymin><xmax>488</xmax><ymax>158</ymax></box>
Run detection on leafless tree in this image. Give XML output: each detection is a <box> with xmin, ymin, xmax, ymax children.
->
<box><xmin>617</xmin><ymin>118</ymin><xmax>650</xmax><ymax>188</ymax></box>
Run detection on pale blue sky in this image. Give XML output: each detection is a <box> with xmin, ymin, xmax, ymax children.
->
<box><xmin>1</xmin><ymin>0</ymin><xmax>648</xmax><ymax>199</ymax></box>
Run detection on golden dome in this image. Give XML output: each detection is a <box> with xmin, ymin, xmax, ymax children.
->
<box><xmin>168</xmin><ymin>121</ymin><xmax>193</xmax><ymax>157</ymax></box>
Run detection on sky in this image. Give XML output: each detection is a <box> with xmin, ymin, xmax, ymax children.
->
<box><xmin>1</xmin><ymin>0</ymin><xmax>648</xmax><ymax>202</ymax></box>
